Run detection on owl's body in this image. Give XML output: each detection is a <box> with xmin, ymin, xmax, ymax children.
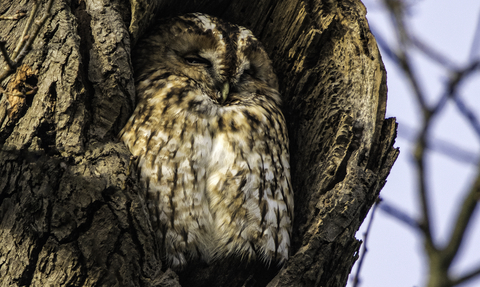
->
<box><xmin>120</xmin><ymin>13</ymin><xmax>293</xmax><ymax>269</ymax></box>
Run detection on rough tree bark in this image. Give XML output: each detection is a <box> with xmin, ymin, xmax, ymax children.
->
<box><xmin>0</xmin><ymin>0</ymin><xmax>398</xmax><ymax>286</ymax></box>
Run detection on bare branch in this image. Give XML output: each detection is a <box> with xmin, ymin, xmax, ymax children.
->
<box><xmin>370</xmin><ymin>30</ymin><xmax>479</xmax><ymax>138</ymax></box>
<box><xmin>414</xmin><ymin>130</ymin><xmax>436</xmax><ymax>253</ymax></box>
<box><xmin>427</xmin><ymin>59</ymin><xmax>480</xmax><ymax>122</ymax></box>
<box><xmin>442</xmin><ymin>163</ymin><xmax>480</xmax><ymax>267</ymax></box>
<box><xmin>380</xmin><ymin>1</ymin><xmax>480</xmax><ymax>287</ymax></box>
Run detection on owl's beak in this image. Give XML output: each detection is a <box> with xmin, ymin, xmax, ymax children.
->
<box><xmin>221</xmin><ymin>82</ymin><xmax>229</xmax><ymax>103</ymax></box>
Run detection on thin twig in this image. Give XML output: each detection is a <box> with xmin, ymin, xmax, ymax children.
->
<box><xmin>447</xmin><ymin>60</ymin><xmax>480</xmax><ymax>137</ymax></box>
<box><xmin>446</xmin><ymin>61</ymin><xmax>480</xmax><ymax>96</ymax></box>
<box><xmin>411</xmin><ymin>35</ymin><xmax>458</xmax><ymax>70</ymax></box>
<box><xmin>0</xmin><ymin>0</ymin><xmax>54</xmax><ymax>83</ymax></box>
<box><xmin>12</xmin><ymin>0</ymin><xmax>40</xmax><ymax>60</ymax></box>
<box><xmin>398</xmin><ymin>123</ymin><xmax>479</xmax><ymax>165</ymax></box>
<box><xmin>453</xmin><ymin>96</ymin><xmax>480</xmax><ymax>138</ymax></box>
<box><xmin>378</xmin><ymin>201</ymin><xmax>420</xmax><ymax>229</ymax></box>
<box><xmin>352</xmin><ymin>198</ymin><xmax>380</xmax><ymax>287</ymax></box>
<box><xmin>370</xmin><ymin>28</ymin><xmax>400</xmax><ymax>65</ymax></box>
<box><xmin>0</xmin><ymin>39</ymin><xmax>15</xmax><ymax>70</ymax></box>
<box><xmin>451</xmin><ymin>264</ymin><xmax>480</xmax><ymax>286</ymax></box>
<box><xmin>468</xmin><ymin>10</ymin><xmax>480</xmax><ymax>61</ymax></box>
<box><xmin>15</xmin><ymin>0</ymin><xmax>54</xmax><ymax>63</ymax></box>
<box><xmin>0</xmin><ymin>11</ymin><xmax>27</xmax><ymax>21</ymax></box>
<box><xmin>398</xmin><ymin>51</ymin><xmax>430</xmax><ymax>113</ymax></box>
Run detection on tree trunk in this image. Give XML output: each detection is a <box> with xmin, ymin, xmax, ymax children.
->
<box><xmin>0</xmin><ymin>0</ymin><xmax>398</xmax><ymax>286</ymax></box>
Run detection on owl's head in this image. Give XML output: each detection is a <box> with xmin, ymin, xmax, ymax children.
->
<box><xmin>133</xmin><ymin>13</ymin><xmax>280</xmax><ymax>105</ymax></box>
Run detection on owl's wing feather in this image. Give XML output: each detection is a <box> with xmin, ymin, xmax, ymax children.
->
<box><xmin>121</xmin><ymin>81</ymin><xmax>217</xmax><ymax>268</ymax></box>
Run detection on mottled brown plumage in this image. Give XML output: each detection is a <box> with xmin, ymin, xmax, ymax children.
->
<box><xmin>120</xmin><ymin>13</ymin><xmax>293</xmax><ymax>269</ymax></box>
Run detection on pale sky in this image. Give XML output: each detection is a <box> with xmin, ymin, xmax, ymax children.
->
<box><xmin>347</xmin><ymin>1</ymin><xmax>480</xmax><ymax>287</ymax></box>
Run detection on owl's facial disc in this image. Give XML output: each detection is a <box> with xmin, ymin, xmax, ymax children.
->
<box><xmin>144</xmin><ymin>13</ymin><xmax>279</xmax><ymax>105</ymax></box>
<box><xmin>181</xmin><ymin>49</ymin><xmax>233</xmax><ymax>104</ymax></box>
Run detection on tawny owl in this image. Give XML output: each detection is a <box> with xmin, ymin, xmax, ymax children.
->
<box><xmin>120</xmin><ymin>13</ymin><xmax>293</xmax><ymax>269</ymax></box>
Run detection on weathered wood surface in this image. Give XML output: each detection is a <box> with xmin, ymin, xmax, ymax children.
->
<box><xmin>0</xmin><ymin>0</ymin><xmax>398</xmax><ymax>286</ymax></box>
